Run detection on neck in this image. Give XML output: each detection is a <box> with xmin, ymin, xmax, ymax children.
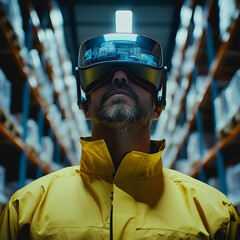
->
<box><xmin>91</xmin><ymin>124</ymin><xmax>151</xmax><ymax>170</ymax></box>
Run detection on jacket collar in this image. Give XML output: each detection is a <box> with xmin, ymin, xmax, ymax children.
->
<box><xmin>79</xmin><ymin>137</ymin><xmax>166</xmax><ymax>180</ymax></box>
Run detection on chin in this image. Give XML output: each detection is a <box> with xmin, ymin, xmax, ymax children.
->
<box><xmin>103</xmin><ymin>104</ymin><xmax>134</xmax><ymax>120</ymax></box>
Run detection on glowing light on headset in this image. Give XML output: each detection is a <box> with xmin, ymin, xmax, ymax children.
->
<box><xmin>115</xmin><ymin>10</ymin><xmax>133</xmax><ymax>33</ymax></box>
<box><xmin>104</xmin><ymin>33</ymin><xmax>137</xmax><ymax>42</ymax></box>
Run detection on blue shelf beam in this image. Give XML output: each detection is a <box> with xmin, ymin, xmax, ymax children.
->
<box><xmin>18</xmin><ymin>81</ymin><xmax>30</xmax><ymax>189</ymax></box>
<box><xmin>36</xmin><ymin>107</ymin><xmax>44</xmax><ymax>179</ymax></box>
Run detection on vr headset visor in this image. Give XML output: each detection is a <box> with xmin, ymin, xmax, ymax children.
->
<box><xmin>77</xmin><ymin>33</ymin><xmax>164</xmax><ymax>95</ymax></box>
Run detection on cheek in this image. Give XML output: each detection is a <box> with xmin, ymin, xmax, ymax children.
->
<box><xmin>90</xmin><ymin>88</ymin><xmax>106</xmax><ymax>104</ymax></box>
<box><xmin>137</xmin><ymin>87</ymin><xmax>152</xmax><ymax>104</ymax></box>
<box><xmin>137</xmin><ymin>88</ymin><xmax>154</xmax><ymax>111</ymax></box>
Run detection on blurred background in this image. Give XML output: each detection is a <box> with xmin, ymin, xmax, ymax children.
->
<box><xmin>0</xmin><ymin>0</ymin><xmax>240</xmax><ymax>215</ymax></box>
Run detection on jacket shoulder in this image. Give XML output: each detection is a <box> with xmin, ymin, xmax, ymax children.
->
<box><xmin>12</xmin><ymin>166</ymin><xmax>80</xmax><ymax>201</ymax></box>
<box><xmin>163</xmin><ymin>167</ymin><xmax>231</xmax><ymax>203</ymax></box>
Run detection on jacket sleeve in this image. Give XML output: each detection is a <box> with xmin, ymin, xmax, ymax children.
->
<box><xmin>228</xmin><ymin>204</ymin><xmax>240</xmax><ymax>240</ymax></box>
<box><xmin>0</xmin><ymin>200</ymin><xmax>19</xmax><ymax>240</ymax></box>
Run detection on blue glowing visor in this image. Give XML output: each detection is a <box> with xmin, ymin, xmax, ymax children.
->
<box><xmin>77</xmin><ymin>33</ymin><xmax>164</xmax><ymax>95</ymax></box>
<box><xmin>80</xmin><ymin>33</ymin><xmax>162</xmax><ymax>68</ymax></box>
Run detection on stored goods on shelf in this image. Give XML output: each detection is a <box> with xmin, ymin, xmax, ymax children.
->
<box><xmin>225</xmin><ymin>70</ymin><xmax>240</xmax><ymax>123</ymax></box>
<box><xmin>186</xmin><ymin>75</ymin><xmax>208</xmax><ymax>120</ymax></box>
<box><xmin>207</xmin><ymin>177</ymin><xmax>220</xmax><ymax>189</ymax></box>
<box><xmin>0</xmin><ymin>109</ymin><xmax>23</xmax><ymax>139</ymax></box>
<box><xmin>193</xmin><ymin>5</ymin><xmax>204</xmax><ymax>39</ymax></box>
<box><xmin>180</xmin><ymin>4</ymin><xmax>193</xmax><ymax>28</ymax></box>
<box><xmin>226</xmin><ymin>162</ymin><xmax>240</xmax><ymax>206</ymax></box>
<box><xmin>162</xmin><ymin>145</ymin><xmax>178</xmax><ymax>168</ymax></box>
<box><xmin>58</xmin><ymin>119</ymin><xmax>72</xmax><ymax>151</ymax></box>
<box><xmin>187</xmin><ymin>132</ymin><xmax>215</xmax><ymax>166</ymax></box>
<box><xmin>174</xmin><ymin>159</ymin><xmax>191</xmax><ymax>175</ymax></box>
<box><xmin>40</xmin><ymin>136</ymin><xmax>54</xmax><ymax>167</ymax></box>
<box><xmin>186</xmin><ymin>83</ymin><xmax>198</xmax><ymax>120</ymax></box>
<box><xmin>26</xmin><ymin>119</ymin><xmax>41</xmax><ymax>157</ymax></box>
<box><xmin>162</xmin><ymin>124</ymin><xmax>188</xmax><ymax>168</ymax></box>
<box><xmin>46</xmin><ymin>104</ymin><xmax>75</xmax><ymax>155</ymax></box>
<box><xmin>218</xmin><ymin>0</ymin><xmax>239</xmax><ymax>41</ymax></box>
<box><xmin>0</xmin><ymin>165</ymin><xmax>8</xmax><ymax>205</ymax></box>
<box><xmin>214</xmin><ymin>69</ymin><xmax>240</xmax><ymax>137</ymax></box>
<box><xmin>0</xmin><ymin>68</ymin><xmax>11</xmax><ymax>113</ymax></box>
<box><xmin>29</xmin><ymin>50</ymin><xmax>54</xmax><ymax>107</ymax></box>
<box><xmin>170</xmin><ymin>77</ymin><xmax>189</xmax><ymax>117</ymax></box>
<box><xmin>0</xmin><ymin>0</ymin><xmax>25</xmax><ymax>48</ymax></box>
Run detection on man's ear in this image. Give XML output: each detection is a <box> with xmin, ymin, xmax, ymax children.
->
<box><xmin>83</xmin><ymin>107</ymin><xmax>91</xmax><ymax>120</ymax></box>
<box><xmin>152</xmin><ymin>105</ymin><xmax>162</xmax><ymax>120</ymax></box>
<box><xmin>82</xmin><ymin>95</ymin><xmax>91</xmax><ymax>119</ymax></box>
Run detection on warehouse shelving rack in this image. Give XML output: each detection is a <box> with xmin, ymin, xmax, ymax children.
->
<box><xmin>0</xmin><ymin>15</ymin><xmax>75</xmax><ymax>168</ymax></box>
<box><xmin>161</xmin><ymin>0</ymin><xmax>240</xmax><ymax>203</ymax></box>
<box><xmin>0</xmin><ymin>0</ymin><xmax>82</xmax><ymax>201</ymax></box>
<box><xmin>26</xmin><ymin>2</ymin><xmax>81</xmax><ymax>165</ymax></box>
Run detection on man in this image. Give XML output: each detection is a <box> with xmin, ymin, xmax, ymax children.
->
<box><xmin>0</xmin><ymin>33</ymin><xmax>239</xmax><ymax>239</ymax></box>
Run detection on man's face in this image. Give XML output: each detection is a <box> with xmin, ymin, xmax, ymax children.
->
<box><xmin>86</xmin><ymin>70</ymin><xmax>157</xmax><ymax>130</ymax></box>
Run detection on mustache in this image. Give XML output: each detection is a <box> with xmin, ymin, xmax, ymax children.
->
<box><xmin>100</xmin><ymin>82</ymin><xmax>139</xmax><ymax>105</ymax></box>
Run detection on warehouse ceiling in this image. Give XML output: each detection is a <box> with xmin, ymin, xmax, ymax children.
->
<box><xmin>57</xmin><ymin>0</ymin><xmax>183</xmax><ymax>70</ymax></box>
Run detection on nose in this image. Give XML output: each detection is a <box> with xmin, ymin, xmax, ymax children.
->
<box><xmin>112</xmin><ymin>70</ymin><xmax>129</xmax><ymax>85</ymax></box>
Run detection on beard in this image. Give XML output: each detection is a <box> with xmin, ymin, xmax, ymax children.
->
<box><xmin>89</xmin><ymin>82</ymin><xmax>154</xmax><ymax>132</ymax></box>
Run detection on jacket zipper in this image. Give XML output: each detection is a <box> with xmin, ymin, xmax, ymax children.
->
<box><xmin>110</xmin><ymin>192</ymin><xmax>113</xmax><ymax>240</ymax></box>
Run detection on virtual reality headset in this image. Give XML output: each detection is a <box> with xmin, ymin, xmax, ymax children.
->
<box><xmin>75</xmin><ymin>33</ymin><xmax>167</xmax><ymax>110</ymax></box>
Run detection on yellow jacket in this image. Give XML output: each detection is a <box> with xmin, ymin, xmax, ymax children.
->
<box><xmin>0</xmin><ymin>137</ymin><xmax>239</xmax><ymax>239</ymax></box>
